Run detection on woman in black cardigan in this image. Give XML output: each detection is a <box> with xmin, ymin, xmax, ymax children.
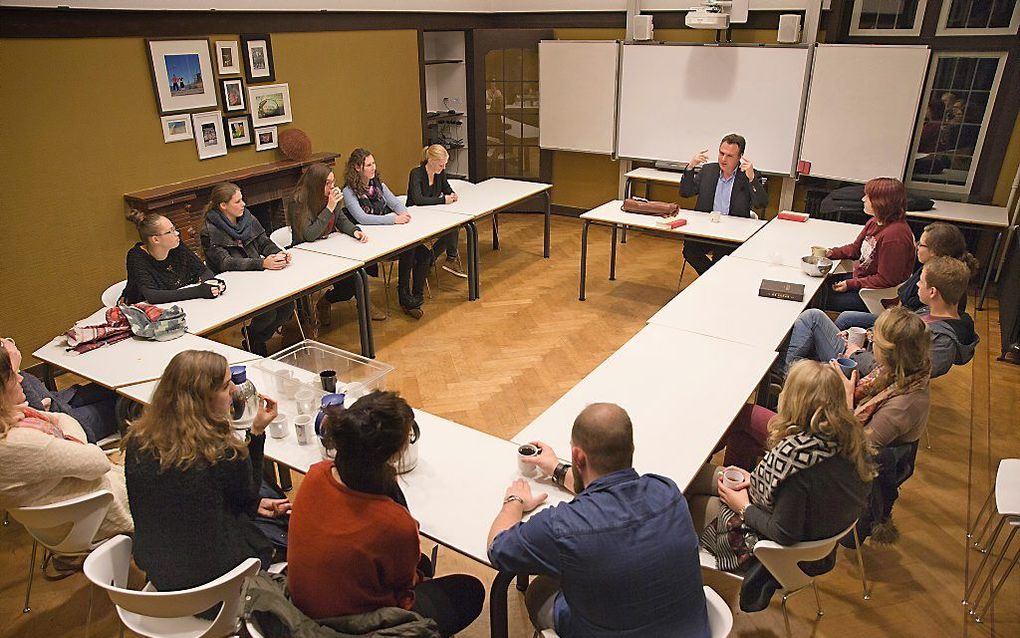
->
<box><xmin>686</xmin><ymin>360</ymin><xmax>873</xmax><ymax>612</ymax></box>
<box><xmin>406</xmin><ymin>144</ymin><xmax>466</xmax><ymax>278</ymax></box>
<box><xmin>123</xmin><ymin>350</ymin><xmax>288</xmax><ymax>599</ymax></box>
<box><xmin>123</xmin><ymin>210</ymin><xmax>220</xmax><ymax>305</ymax></box>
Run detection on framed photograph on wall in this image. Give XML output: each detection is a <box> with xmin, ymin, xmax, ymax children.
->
<box><xmin>146</xmin><ymin>39</ymin><xmax>218</xmax><ymax>114</ymax></box>
<box><xmin>214</xmin><ymin>40</ymin><xmax>241</xmax><ymax>75</ymax></box>
<box><xmin>241</xmin><ymin>34</ymin><xmax>275</xmax><ymax>83</ymax></box>
<box><xmin>192</xmin><ymin>111</ymin><xmax>228</xmax><ymax>160</ymax></box>
<box><xmin>225</xmin><ymin>115</ymin><xmax>253</xmax><ymax>147</ymax></box>
<box><xmin>248</xmin><ymin>83</ymin><xmax>292</xmax><ymax>127</ymax></box>
<box><xmin>254</xmin><ymin>126</ymin><xmax>279</xmax><ymax>151</ymax></box>
<box><xmin>220</xmin><ymin>78</ymin><xmax>246</xmax><ymax>112</ymax></box>
<box><xmin>159</xmin><ymin>114</ymin><xmax>193</xmax><ymax>143</ymax></box>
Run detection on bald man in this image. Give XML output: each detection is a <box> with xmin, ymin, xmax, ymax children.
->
<box><xmin>487</xmin><ymin>403</ymin><xmax>710</xmax><ymax>638</ymax></box>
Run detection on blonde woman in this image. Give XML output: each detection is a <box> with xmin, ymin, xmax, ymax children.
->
<box><xmin>123</xmin><ymin>350</ymin><xmax>287</xmax><ymax>594</ymax></box>
<box><xmin>724</xmin><ymin>307</ymin><xmax>930</xmax><ymax>472</ymax></box>
<box><xmin>686</xmin><ymin>360</ymin><xmax>873</xmax><ymax>611</ymax></box>
<box><xmin>406</xmin><ymin>144</ymin><xmax>466</xmax><ymax>278</ymax></box>
<box><xmin>0</xmin><ymin>347</ymin><xmax>132</xmax><ymax>539</ymax></box>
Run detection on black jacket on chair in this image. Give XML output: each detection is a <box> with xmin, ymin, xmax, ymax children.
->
<box><xmin>679</xmin><ymin>162</ymin><xmax>768</xmax><ymax>217</ymax></box>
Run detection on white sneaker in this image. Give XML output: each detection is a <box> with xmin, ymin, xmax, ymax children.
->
<box><xmin>442</xmin><ymin>259</ymin><xmax>468</xmax><ymax>278</ymax></box>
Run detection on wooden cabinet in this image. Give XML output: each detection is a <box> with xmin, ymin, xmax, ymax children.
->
<box><xmin>123</xmin><ymin>151</ymin><xmax>340</xmax><ymax>256</ymax></box>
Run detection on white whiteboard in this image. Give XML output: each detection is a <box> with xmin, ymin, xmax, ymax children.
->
<box><xmin>539</xmin><ymin>40</ymin><xmax>619</xmax><ymax>155</ymax></box>
<box><xmin>800</xmin><ymin>44</ymin><xmax>930</xmax><ymax>183</ymax></box>
<box><xmin>616</xmin><ymin>44</ymin><xmax>812</xmax><ymax>175</ymax></box>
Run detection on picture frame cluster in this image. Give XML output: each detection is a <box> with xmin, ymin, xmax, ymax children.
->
<box><xmin>147</xmin><ymin>34</ymin><xmax>290</xmax><ymax>160</ymax></box>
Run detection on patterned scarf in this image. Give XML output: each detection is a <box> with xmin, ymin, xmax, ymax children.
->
<box><xmin>700</xmin><ymin>432</ymin><xmax>839</xmax><ymax>572</ymax></box>
<box><xmin>14</xmin><ymin>407</ymin><xmax>85</xmax><ymax>444</ymax></box>
<box><xmin>63</xmin><ymin>303</ymin><xmax>164</xmax><ymax>354</ymax></box>
<box><xmin>854</xmin><ymin>364</ymin><xmax>930</xmax><ymax>426</ymax></box>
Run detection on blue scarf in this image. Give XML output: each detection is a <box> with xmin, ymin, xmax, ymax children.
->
<box><xmin>207</xmin><ymin>209</ymin><xmax>256</xmax><ymax>243</ymax></box>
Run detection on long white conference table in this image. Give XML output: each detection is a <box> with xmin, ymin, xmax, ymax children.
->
<box><xmin>515</xmin><ymin>323</ymin><xmax>778</xmax><ymax>492</ymax></box>
<box><xmin>732</xmin><ymin>216</ymin><xmax>863</xmax><ymax>270</ymax></box>
<box><xmin>578</xmin><ymin>199</ymin><xmax>767</xmax><ymax>300</ymax></box>
<box><xmin>32</xmin><ymin>308</ymin><xmax>260</xmax><ymax>390</ymax></box>
<box><xmin>118</xmin><ymin>360</ymin><xmax>573</xmax><ymax>638</ymax></box>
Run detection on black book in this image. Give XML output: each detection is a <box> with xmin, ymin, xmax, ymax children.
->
<box><xmin>759</xmin><ymin>279</ymin><xmax>805</xmax><ymax>302</ymax></box>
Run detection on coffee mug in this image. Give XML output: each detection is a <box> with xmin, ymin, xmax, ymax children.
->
<box><xmin>204</xmin><ymin>278</ymin><xmax>226</xmax><ymax>294</ymax></box>
<box><xmin>833</xmin><ymin>357</ymin><xmax>858</xmax><ymax>379</ymax></box>
<box><xmin>320</xmin><ymin>370</ymin><xmax>337</xmax><ymax>393</ymax></box>
<box><xmin>811</xmin><ymin>246</ymin><xmax>827</xmax><ymax>258</ymax></box>
<box><xmin>847</xmin><ymin>327</ymin><xmax>868</xmax><ymax>348</ymax></box>
<box><xmin>294</xmin><ymin>414</ymin><xmax>312</xmax><ymax>445</ymax></box>
<box><xmin>721</xmin><ymin>468</ymin><xmax>745</xmax><ymax>490</ymax></box>
<box><xmin>517</xmin><ymin>443</ymin><xmax>541</xmax><ymax>478</ymax></box>
<box><xmin>710</xmin><ymin>211</ymin><xmax>722</xmax><ymax>223</ymax></box>
<box><xmin>268</xmin><ymin>414</ymin><xmax>288</xmax><ymax>439</ymax></box>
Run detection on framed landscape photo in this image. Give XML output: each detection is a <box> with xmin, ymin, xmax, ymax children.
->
<box><xmin>254</xmin><ymin>126</ymin><xmax>279</xmax><ymax>151</ymax></box>
<box><xmin>248</xmin><ymin>83</ymin><xmax>292</xmax><ymax>127</ymax></box>
<box><xmin>146</xmin><ymin>39</ymin><xmax>218</xmax><ymax>114</ymax></box>
<box><xmin>159</xmin><ymin>114</ymin><xmax>193</xmax><ymax>143</ymax></box>
<box><xmin>225</xmin><ymin>115</ymin><xmax>253</xmax><ymax>147</ymax></box>
<box><xmin>192</xmin><ymin>111</ymin><xmax>228</xmax><ymax>160</ymax></box>
<box><xmin>241</xmin><ymin>34</ymin><xmax>275</xmax><ymax>83</ymax></box>
<box><xmin>220</xmin><ymin>78</ymin><xmax>246</xmax><ymax>112</ymax></box>
<box><xmin>214</xmin><ymin>40</ymin><xmax>241</xmax><ymax>76</ymax></box>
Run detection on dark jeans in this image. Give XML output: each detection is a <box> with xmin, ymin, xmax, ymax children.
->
<box><xmin>431</xmin><ymin>230</ymin><xmax>460</xmax><ymax>260</ymax></box>
<box><xmin>398</xmin><ymin>244</ymin><xmax>432</xmax><ymax>309</ymax></box>
<box><xmin>824</xmin><ymin>272</ymin><xmax>869</xmax><ymax>313</ymax></box>
<box><xmin>411</xmin><ymin>574</ymin><xmax>485</xmax><ymax>637</ymax></box>
<box><xmin>683</xmin><ymin>240</ymin><xmax>735</xmax><ymax>275</ymax></box>
<box><xmin>61</xmin><ymin>384</ymin><xmax>119</xmax><ymax>443</ymax></box>
<box><xmin>247</xmin><ymin>303</ymin><xmax>294</xmax><ymax>356</ymax></box>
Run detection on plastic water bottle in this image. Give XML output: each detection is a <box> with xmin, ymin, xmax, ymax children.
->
<box><xmin>230</xmin><ymin>365</ymin><xmax>258</xmax><ymax>431</ymax></box>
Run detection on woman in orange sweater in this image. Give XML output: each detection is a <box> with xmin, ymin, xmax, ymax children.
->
<box><xmin>287</xmin><ymin>391</ymin><xmax>483</xmax><ymax>636</ymax></box>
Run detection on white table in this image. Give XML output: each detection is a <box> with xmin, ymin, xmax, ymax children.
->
<box><xmin>623</xmin><ymin>166</ymin><xmax>685</xmax><ymax>196</ymax></box>
<box><xmin>291</xmin><ymin>206</ymin><xmax>476</xmax><ymax>303</ymax></box>
<box><xmin>175</xmin><ymin>251</ymin><xmax>363</xmax><ymax>336</ymax></box>
<box><xmin>647</xmin><ymin>256</ymin><xmax>828</xmax><ymax>351</ymax></box>
<box><xmin>444</xmin><ymin>178</ymin><xmax>554</xmax><ymax>262</ymax></box>
<box><xmin>578</xmin><ymin>199</ymin><xmax>767</xmax><ymax>300</ymax></box>
<box><xmin>34</xmin><ymin>310</ymin><xmax>260</xmax><ymax>390</ymax></box>
<box><xmin>515</xmin><ymin>323</ymin><xmax>778</xmax><ymax>491</ymax></box>
<box><xmin>732</xmin><ymin>216</ymin><xmax>863</xmax><ymax>270</ymax></box>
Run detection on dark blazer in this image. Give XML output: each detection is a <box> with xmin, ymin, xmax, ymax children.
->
<box><xmin>679</xmin><ymin>162</ymin><xmax>768</xmax><ymax>217</ymax></box>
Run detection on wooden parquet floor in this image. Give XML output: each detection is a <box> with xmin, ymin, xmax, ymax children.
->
<box><xmin>2</xmin><ymin>214</ymin><xmax>1018</xmax><ymax>637</ymax></box>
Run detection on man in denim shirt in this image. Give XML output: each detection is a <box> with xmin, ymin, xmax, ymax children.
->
<box><xmin>487</xmin><ymin>403</ymin><xmax>710</xmax><ymax>637</ymax></box>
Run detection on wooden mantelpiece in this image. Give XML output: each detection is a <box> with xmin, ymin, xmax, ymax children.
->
<box><xmin>124</xmin><ymin>151</ymin><xmax>340</xmax><ymax>254</ymax></box>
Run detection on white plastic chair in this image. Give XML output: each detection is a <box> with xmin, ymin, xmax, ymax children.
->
<box><xmin>752</xmin><ymin>520</ymin><xmax>861</xmax><ymax>637</ymax></box>
<box><xmin>859</xmin><ymin>286</ymin><xmax>899</xmax><ymax>315</ymax></box>
<box><xmin>534</xmin><ymin>585</ymin><xmax>732</xmax><ymax>638</ymax></box>
<box><xmin>84</xmin><ymin>535</ymin><xmax>260</xmax><ymax>638</ymax></box>
<box><xmin>8</xmin><ymin>490</ymin><xmax>114</xmax><ymax>614</ymax></box>
<box><xmin>964</xmin><ymin>458</ymin><xmax>1020</xmax><ymax>623</ymax></box>
<box><xmin>269</xmin><ymin>226</ymin><xmax>292</xmax><ymax>249</ymax></box>
<box><xmin>101</xmin><ymin>281</ymin><xmax>127</xmax><ymax>307</ymax></box>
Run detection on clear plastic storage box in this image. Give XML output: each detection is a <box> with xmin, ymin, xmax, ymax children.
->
<box><xmin>259</xmin><ymin>339</ymin><xmax>394</xmax><ymax>403</ymax></box>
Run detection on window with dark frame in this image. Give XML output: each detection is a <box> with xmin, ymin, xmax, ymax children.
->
<box><xmin>851</xmin><ymin>0</ymin><xmax>926</xmax><ymax>34</ymax></box>
<box><xmin>485</xmin><ymin>47</ymin><xmax>540</xmax><ymax>179</ymax></box>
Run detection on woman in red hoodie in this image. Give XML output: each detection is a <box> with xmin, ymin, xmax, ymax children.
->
<box><xmin>825</xmin><ymin>177</ymin><xmax>916</xmax><ymax>313</ymax></box>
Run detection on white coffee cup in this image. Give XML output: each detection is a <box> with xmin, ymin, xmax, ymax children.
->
<box><xmin>268</xmin><ymin>414</ymin><xmax>288</xmax><ymax>439</ymax></box>
<box><xmin>294</xmin><ymin>390</ymin><xmax>316</xmax><ymax>415</ymax></box>
<box><xmin>847</xmin><ymin>327</ymin><xmax>868</xmax><ymax>348</ymax></box>
<box><xmin>517</xmin><ymin>443</ymin><xmax>541</xmax><ymax>478</ymax></box>
<box><xmin>710</xmin><ymin>211</ymin><xmax>722</xmax><ymax>223</ymax></box>
<box><xmin>294</xmin><ymin>414</ymin><xmax>312</xmax><ymax>445</ymax></box>
<box><xmin>721</xmin><ymin>468</ymin><xmax>745</xmax><ymax>490</ymax></box>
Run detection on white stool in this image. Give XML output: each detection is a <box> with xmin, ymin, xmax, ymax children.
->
<box><xmin>963</xmin><ymin>458</ymin><xmax>1020</xmax><ymax>623</ymax></box>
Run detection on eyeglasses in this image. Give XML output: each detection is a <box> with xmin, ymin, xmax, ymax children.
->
<box><xmin>155</xmin><ymin>227</ymin><xmax>180</xmax><ymax>237</ymax></box>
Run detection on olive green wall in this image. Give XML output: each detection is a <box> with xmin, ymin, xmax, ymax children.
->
<box><xmin>0</xmin><ymin>30</ymin><xmax>422</xmax><ymax>356</ymax></box>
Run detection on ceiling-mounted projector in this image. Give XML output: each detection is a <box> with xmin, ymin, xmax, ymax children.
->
<box><xmin>685</xmin><ymin>0</ymin><xmax>749</xmax><ymax>30</ymax></box>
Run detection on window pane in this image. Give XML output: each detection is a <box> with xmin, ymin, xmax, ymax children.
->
<box><xmin>505</xmin><ymin>49</ymin><xmax>523</xmax><ymax>81</ymax></box>
<box><xmin>487</xmin><ymin>114</ymin><xmax>506</xmax><ymax>145</ymax></box>
<box><xmin>945</xmin><ymin>0</ymin><xmax>1017</xmax><ymax>29</ymax></box>
<box><xmin>486</xmin><ymin>50</ymin><xmax>504</xmax><ymax>82</ymax></box>
<box><xmin>522</xmin><ymin>49</ymin><xmax>539</xmax><ymax>81</ymax></box>
<box><xmin>524</xmin><ymin>146</ymin><xmax>541</xmax><ymax>178</ymax></box>
<box><xmin>858</xmin><ymin>0</ymin><xmax>922</xmax><ymax>30</ymax></box>
<box><xmin>910</xmin><ymin>55</ymin><xmax>1003</xmax><ymax>191</ymax></box>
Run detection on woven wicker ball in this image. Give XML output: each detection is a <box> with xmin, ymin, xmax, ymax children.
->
<box><xmin>279</xmin><ymin>128</ymin><xmax>312</xmax><ymax>161</ymax></box>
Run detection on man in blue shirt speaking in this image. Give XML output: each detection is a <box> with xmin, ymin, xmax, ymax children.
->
<box><xmin>679</xmin><ymin>133</ymin><xmax>768</xmax><ymax>275</ymax></box>
<box><xmin>487</xmin><ymin>403</ymin><xmax>711</xmax><ymax>638</ymax></box>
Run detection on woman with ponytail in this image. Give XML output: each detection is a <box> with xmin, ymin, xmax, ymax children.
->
<box><xmin>406</xmin><ymin>144</ymin><xmax>466</xmax><ymax>278</ymax></box>
<box><xmin>123</xmin><ymin>210</ymin><xmax>220</xmax><ymax>304</ymax></box>
<box><xmin>288</xmin><ymin>390</ymin><xmax>484</xmax><ymax>636</ymax></box>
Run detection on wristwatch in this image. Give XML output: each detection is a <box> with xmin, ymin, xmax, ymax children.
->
<box><xmin>503</xmin><ymin>494</ymin><xmax>525</xmax><ymax>507</ymax></box>
<box><xmin>553</xmin><ymin>462</ymin><xmax>571</xmax><ymax>487</ymax></box>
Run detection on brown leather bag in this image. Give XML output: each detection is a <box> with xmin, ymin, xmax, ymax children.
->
<box><xmin>621</xmin><ymin>198</ymin><xmax>680</xmax><ymax>217</ymax></box>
